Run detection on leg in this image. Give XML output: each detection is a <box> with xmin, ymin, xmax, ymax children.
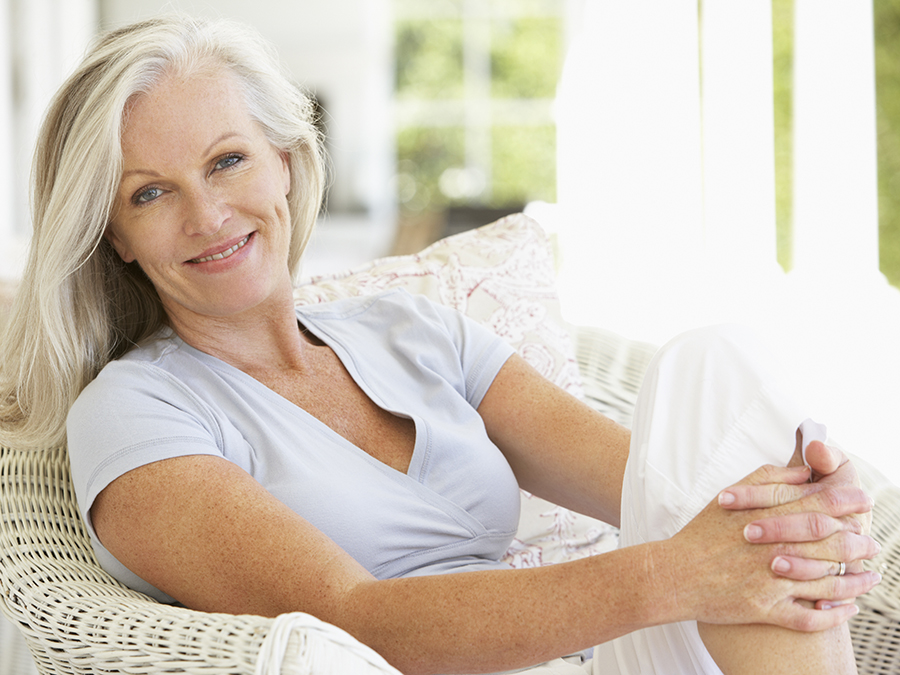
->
<box><xmin>591</xmin><ymin>325</ymin><xmax>857</xmax><ymax>674</ymax></box>
<box><xmin>697</xmin><ymin>429</ymin><xmax>857</xmax><ymax>675</ymax></box>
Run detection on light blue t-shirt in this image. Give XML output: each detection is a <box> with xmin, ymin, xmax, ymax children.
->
<box><xmin>67</xmin><ymin>290</ymin><xmax>520</xmax><ymax>603</ymax></box>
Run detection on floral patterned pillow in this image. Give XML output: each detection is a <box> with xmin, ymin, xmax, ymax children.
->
<box><xmin>295</xmin><ymin>213</ymin><xmax>582</xmax><ymax>397</ymax></box>
<box><xmin>294</xmin><ymin>212</ymin><xmax>619</xmax><ymax>566</ymax></box>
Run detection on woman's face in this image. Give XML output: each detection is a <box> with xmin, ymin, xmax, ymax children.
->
<box><xmin>106</xmin><ymin>67</ymin><xmax>293</xmax><ymax>326</ymax></box>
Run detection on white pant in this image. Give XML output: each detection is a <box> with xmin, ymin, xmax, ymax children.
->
<box><xmin>523</xmin><ymin>325</ymin><xmax>826</xmax><ymax>675</ymax></box>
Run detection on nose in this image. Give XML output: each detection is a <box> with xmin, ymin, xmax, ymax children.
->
<box><xmin>182</xmin><ymin>187</ymin><xmax>231</xmax><ymax>236</ymax></box>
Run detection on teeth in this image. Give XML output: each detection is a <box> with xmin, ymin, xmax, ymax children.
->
<box><xmin>192</xmin><ymin>235</ymin><xmax>249</xmax><ymax>263</ymax></box>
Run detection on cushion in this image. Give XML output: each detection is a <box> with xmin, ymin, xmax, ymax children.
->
<box><xmin>294</xmin><ymin>213</ymin><xmax>619</xmax><ymax>567</ymax></box>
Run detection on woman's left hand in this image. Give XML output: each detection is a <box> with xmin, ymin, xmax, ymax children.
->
<box><xmin>716</xmin><ymin>441</ymin><xmax>877</xmax><ymax>593</ymax></box>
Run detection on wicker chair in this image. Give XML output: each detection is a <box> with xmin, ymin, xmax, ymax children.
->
<box><xmin>1</xmin><ymin>325</ymin><xmax>898</xmax><ymax>674</ymax></box>
<box><xmin>0</xmin><ymin>453</ymin><xmax>402</xmax><ymax>674</ymax></box>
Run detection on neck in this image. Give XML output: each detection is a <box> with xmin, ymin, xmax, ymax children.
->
<box><xmin>164</xmin><ymin>279</ymin><xmax>311</xmax><ymax>373</ymax></box>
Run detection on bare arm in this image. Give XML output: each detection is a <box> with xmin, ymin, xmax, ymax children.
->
<box><xmin>476</xmin><ymin>353</ymin><xmax>631</xmax><ymax>527</ymax></box>
<box><xmin>91</xmin><ymin>356</ymin><xmax>879</xmax><ymax>675</ymax></box>
<box><xmin>91</xmin><ymin>454</ymin><xmax>671</xmax><ymax>674</ymax></box>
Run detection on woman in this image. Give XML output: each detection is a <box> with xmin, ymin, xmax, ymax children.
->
<box><xmin>0</xmin><ymin>14</ymin><xmax>880</xmax><ymax>675</ymax></box>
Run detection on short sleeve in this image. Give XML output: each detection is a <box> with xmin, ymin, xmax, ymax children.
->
<box><xmin>67</xmin><ymin>360</ymin><xmax>223</xmax><ymax>550</ymax></box>
<box><xmin>419</xmin><ymin>294</ymin><xmax>516</xmax><ymax>409</ymax></box>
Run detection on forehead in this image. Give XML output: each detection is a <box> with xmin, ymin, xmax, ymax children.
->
<box><xmin>120</xmin><ymin>67</ymin><xmax>257</xmax><ymax>165</ymax></box>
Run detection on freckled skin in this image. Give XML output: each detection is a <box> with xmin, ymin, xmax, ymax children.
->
<box><xmin>106</xmin><ymin>68</ymin><xmax>293</xmax><ymax>333</ymax></box>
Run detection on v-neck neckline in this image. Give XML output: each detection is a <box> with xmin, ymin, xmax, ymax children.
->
<box><xmin>165</xmin><ymin>306</ymin><xmax>427</xmax><ymax>479</ymax></box>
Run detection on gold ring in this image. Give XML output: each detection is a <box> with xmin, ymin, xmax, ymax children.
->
<box><xmin>837</xmin><ymin>561</ymin><xmax>846</xmax><ymax>577</ymax></box>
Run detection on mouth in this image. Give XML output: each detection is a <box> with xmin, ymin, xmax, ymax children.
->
<box><xmin>189</xmin><ymin>234</ymin><xmax>251</xmax><ymax>264</ymax></box>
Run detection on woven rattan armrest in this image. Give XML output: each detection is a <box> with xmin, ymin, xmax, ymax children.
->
<box><xmin>0</xmin><ymin>445</ymin><xmax>400</xmax><ymax>674</ymax></box>
<box><xmin>2</xmin><ymin>324</ymin><xmax>898</xmax><ymax>674</ymax></box>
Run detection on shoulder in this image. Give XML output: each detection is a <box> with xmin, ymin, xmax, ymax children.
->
<box><xmin>296</xmin><ymin>288</ymin><xmax>476</xmax><ymax>341</ymax></box>
<box><xmin>296</xmin><ymin>288</ymin><xmax>443</xmax><ymax>320</ymax></box>
<box><xmin>76</xmin><ymin>333</ymin><xmax>205</xmax><ymax>407</ymax></box>
<box><xmin>68</xmin><ymin>335</ymin><xmax>222</xmax><ymax>448</ymax></box>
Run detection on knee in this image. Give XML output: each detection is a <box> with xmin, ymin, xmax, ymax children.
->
<box><xmin>649</xmin><ymin>324</ymin><xmax>772</xmax><ymax>385</ymax></box>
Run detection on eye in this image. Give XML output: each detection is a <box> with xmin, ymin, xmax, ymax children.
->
<box><xmin>214</xmin><ymin>154</ymin><xmax>244</xmax><ymax>171</ymax></box>
<box><xmin>132</xmin><ymin>186</ymin><xmax>163</xmax><ymax>205</ymax></box>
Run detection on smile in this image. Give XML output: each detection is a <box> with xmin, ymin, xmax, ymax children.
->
<box><xmin>190</xmin><ymin>235</ymin><xmax>250</xmax><ymax>263</ymax></box>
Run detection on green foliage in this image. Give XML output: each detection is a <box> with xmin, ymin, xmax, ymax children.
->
<box><xmin>395</xmin><ymin>19</ymin><xmax>464</xmax><ymax>99</ymax></box>
<box><xmin>771</xmin><ymin>0</ymin><xmax>900</xmax><ymax>288</ymax></box>
<box><xmin>393</xmin><ymin>3</ymin><xmax>562</xmax><ymax>212</ymax></box>
<box><xmin>491</xmin><ymin>125</ymin><xmax>556</xmax><ymax>205</ymax></box>
<box><xmin>772</xmin><ymin>0</ymin><xmax>794</xmax><ymax>272</ymax></box>
<box><xmin>396</xmin><ymin>126</ymin><xmax>466</xmax><ymax>210</ymax></box>
<box><xmin>491</xmin><ymin>17</ymin><xmax>563</xmax><ymax>98</ymax></box>
<box><xmin>875</xmin><ymin>0</ymin><xmax>900</xmax><ymax>287</ymax></box>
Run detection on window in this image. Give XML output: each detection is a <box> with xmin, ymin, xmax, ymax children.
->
<box><xmin>393</xmin><ymin>0</ymin><xmax>565</xmax><ymax>217</ymax></box>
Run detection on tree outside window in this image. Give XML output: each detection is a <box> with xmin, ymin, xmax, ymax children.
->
<box><xmin>393</xmin><ymin>0</ymin><xmax>564</xmax><ymax>225</ymax></box>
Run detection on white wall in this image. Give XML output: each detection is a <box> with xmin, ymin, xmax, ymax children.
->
<box><xmin>100</xmin><ymin>0</ymin><xmax>395</xmax><ymax>229</ymax></box>
<box><xmin>0</xmin><ymin>0</ymin><xmax>98</xmax><ymax>281</ymax></box>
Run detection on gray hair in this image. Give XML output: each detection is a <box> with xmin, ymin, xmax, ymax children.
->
<box><xmin>0</xmin><ymin>14</ymin><xmax>326</xmax><ymax>448</ymax></box>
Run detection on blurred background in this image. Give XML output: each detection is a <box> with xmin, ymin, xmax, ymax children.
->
<box><xmin>0</xmin><ymin>1</ymin><xmax>898</xmax><ymax>475</ymax></box>
<box><xmin>2</xmin><ymin>2</ymin><xmax>900</xmax><ymax>671</ymax></box>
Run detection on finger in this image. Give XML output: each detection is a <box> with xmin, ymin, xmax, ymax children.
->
<box><xmin>793</xmin><ymin>570</ymin><xmax>882</xmax><ymax>606</ymax></box>
<box><xmin>779</xmin><ymin>601</ymin><xmax>860</xmax><ymax>633</ymax></box>
<box><xmin>730</xmin><ymin>463</ymin><xmax>812</xmax><ymax>488</ymax></box>
<box><xmin>770</xmin><ymin>555</ymin><xmax>869</xmax><ymax>580</ymax></box>
<box><xmin>815</xmin><ymin>598</ymin><xmax>856</xmax><ymax>611</ymax></box>
<box><xmin>777</xmin><ymin>532</ymin><xmax>881</xmax><ymax>570</ymax></box>
<box><xmin>805</xmin><ymin>440</ymin><xmax>847</xmax><ymax>479</ymax></box>
<box><xmin>771</xmin><ymin>556</ymin><xmax>847</xmax><ymax>581</ymax></box>
<box><xmin>742</xmin><ymin>488</ymin><xmax>873</xmax><ymax>542</ymax></box>
<box><xmin>745</xmin><ymin>511</ymin><xmax>863</xmax><ymax>543</ymax></box>
<box><xmin>792</xmin><ymin>531</ymin><xmax>880</xmax><ymax>564</ymax></box>
<box><xmin>719</xmin><ymin>477</ymin><xmax>819</xmax><ymax>510</ymax></box>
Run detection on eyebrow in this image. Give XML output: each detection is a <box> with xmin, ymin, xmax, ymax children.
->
<box><xmin>120</xmin><ymin>132</ymin><xmax>248</xmax><ymax>179</ymax></box>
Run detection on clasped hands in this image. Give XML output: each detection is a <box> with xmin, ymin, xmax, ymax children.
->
<box><xmin>666</xmin><ymin>440</ymin><xmax>882</xmax><ymax>632</ymax></box>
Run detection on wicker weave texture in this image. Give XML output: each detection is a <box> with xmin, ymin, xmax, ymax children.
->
<box><xmin>573</xmin><ymin>325</ymin><xmax>658</xmax><ymax>428</ymax></box>
<box><xmin>849</xmin><ymin>474</ymin><xmax>900</xmax><ymax>674</ymax></box>
<box><xmin>0</xmin><ymin>325</ymin><xmax>897</xmax><ymax>674</ymax></box>
<box><xmin>0</xmin><ymin>446</ymin><xmax>400</xmax><ymax>675</ymax></box>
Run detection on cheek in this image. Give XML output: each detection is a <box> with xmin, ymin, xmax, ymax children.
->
<box><xmin>105</xmin><ymin>224</ymin><xmax>137</xmax><ymax>264</ymax></box>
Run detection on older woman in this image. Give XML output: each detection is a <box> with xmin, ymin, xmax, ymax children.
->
<box><xmin>0</xmin><ymin>14</ymin><xmax>881</xmax><ymax>675</ymax></box>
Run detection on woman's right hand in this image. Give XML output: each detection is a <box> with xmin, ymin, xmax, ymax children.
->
<box><xmin>656</xmin><ymin>462</ymin><xmax>882</xmax><ymax>632</ymax></box>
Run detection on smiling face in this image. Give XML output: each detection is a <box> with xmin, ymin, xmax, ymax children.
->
<box><xmin>106</xmin><ymin>66</ymin><xmax>293</xmax><ymax>330</ymax></box>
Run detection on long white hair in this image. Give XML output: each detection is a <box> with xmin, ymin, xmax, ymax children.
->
<box><xmin>0</xmin><ymin>14</ymin><xmax>326</xmax><ymax>448</ymax></box>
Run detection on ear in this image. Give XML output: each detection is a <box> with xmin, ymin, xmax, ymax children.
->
<box><xmin>280</xmin><ymin>150</ymin><xmax>291</xmax><ymax>195</ymax></box>
<box><xmin>104</xmin><ymin>224</ymin><xmax>136</xmax><ymax>264</ymax></box>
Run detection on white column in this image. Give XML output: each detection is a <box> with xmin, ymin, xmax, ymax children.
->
<box><xmin>0</xmin><ymin>0</ymin><xmax>15</xmax><ymax>280</ymax></box>
<box><xmin>556</xmin><ymin>0</ymin><xmax>704</xmax><ymax>340</ymax></box>
<box><xmin>792</xmin><ymin>0</ymin><xmax>879</xmax><ymax>278</ymax></box>
<box><xmin>462</xmin><ymin>0</ymin><xmax>492</xmax><ymax>199</ymax></box>
<box><xmin>700</xmin><ymin>0</ymin><xmax>778</xmax><ymax>273</ymax></box>
<box><xmin>6</xmin><ymin>0</ymin><xmax>97</xmax><ymax>280</ymax></box>
<box><xmin>355</xmin><ymin>0</ymin><xmax>396</xmax><ymax>251</ymax></box>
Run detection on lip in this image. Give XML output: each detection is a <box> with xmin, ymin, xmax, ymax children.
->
<box><xmin>187</xmin><ymin>233</ymin><xmax>253</xmax><ymax>264</ymax></box>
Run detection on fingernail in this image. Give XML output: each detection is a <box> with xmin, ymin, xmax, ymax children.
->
<box><xmin>821</xmin><ymin>602</ymin><xmax>833</xmax><ymax>610</ymax></box>
<box><xmin>718</xmin><ymin>491</ymin><xmax>735</xmax><ymax>506</ymax></box>
<box><xmin>744</xmin><ymin>524</ymin><xmax>764</xmax><ymax>541</ymax></box>
<box><xmin>772</xmin><ymin>557</ymin><xmax>791</xmax><ymax>573</ymax></box>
